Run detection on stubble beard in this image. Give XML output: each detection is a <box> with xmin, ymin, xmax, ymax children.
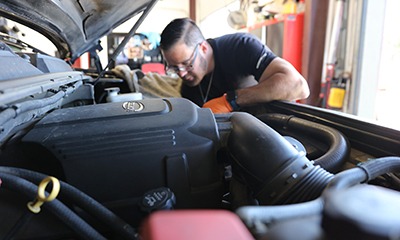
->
<box><xmin>183</xmin><ymin>54</ymin><xmax>208</xmax><ymax>87</ymax></box>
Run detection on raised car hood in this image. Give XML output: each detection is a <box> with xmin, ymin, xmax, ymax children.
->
<box><xmin>0</xmin><ymin>0</ymin><xmax>156</xmax><ymax>61</ymax></box>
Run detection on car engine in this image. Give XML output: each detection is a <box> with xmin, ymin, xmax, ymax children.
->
<box><xmin>1</xmin><ymin>42</ymin><xmax>400</xmax><ymax>240</ymax></box>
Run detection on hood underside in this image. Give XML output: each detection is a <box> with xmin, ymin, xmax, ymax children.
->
<box><xmin>0</xmin><ymin>0</ymin><xmax>155</xmax><ymax>60</ymax></box>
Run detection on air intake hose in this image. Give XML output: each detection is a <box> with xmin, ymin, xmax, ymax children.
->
<box><xmin>256</xmin><ymin>113</ymin><xmax>350</xmax><ymax>173</ymax></box>
<box><xmin>227</xmin><ymin>112</ymin><xmax>333</xmax><ymax>205</ymax></box>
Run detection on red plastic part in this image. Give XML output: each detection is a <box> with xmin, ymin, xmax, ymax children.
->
<box><xmin>141</xmin><ymin>63</ymin><xmax>166</xmax><ymax>75</ymax></box>
<box><xmin>140</xmin><ymin>210</ymin><xmax>254</xmax><ymax>240</ymax></box>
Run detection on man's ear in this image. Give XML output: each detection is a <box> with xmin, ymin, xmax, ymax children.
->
<box><xmin>199</xmin><ymin>41</ymin><xmax>208</xmax><ymax>54</ymax></box>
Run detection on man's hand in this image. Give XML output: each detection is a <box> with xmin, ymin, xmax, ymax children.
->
<box><xmin>202</xmin><ymin>94</ymin><xmax>233</xmax><ymax>113</ymax></box>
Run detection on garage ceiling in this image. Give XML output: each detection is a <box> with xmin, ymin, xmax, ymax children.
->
<box><xmin>159</xmin><ymin>0</ymin><xmax>238</xmax><ymax>21</ymax></box>
<box><xmin>196</xmin><ymin>0</ymin><xmax>238</xmax><ymax>21</ymax></box>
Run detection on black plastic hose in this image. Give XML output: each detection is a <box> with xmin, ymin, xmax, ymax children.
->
<box><xmin>327</xmin><ymin>156</ymin><xmax>400</xmax><ymax>190</ymax></box>
<box><xmin>227</xmin><ymin>112</ymin><xmax>333</xmax><ymax>205</ymax></box>
<box><xmin>236</xmin><ymin>156</ymin><xmax>400</xmax><ymax>239</ymax></box>
<box><xmin>236</xmin><ymin>197</ymin><xmax>324</xmax><ymax>226</ymax></box>
<box><xmin>257</xmin><ymin>113</ymin><xmax>350</xmax><ymax>173</ymax></box>
<box><xmin>0</xmin><ymin>166</ymin><xmax>137</xmax><ymax>240</ymax></box>
<box><xmin>0</xmin><ymin>172</ymin><xmax>106</xmax><ymax>240</ymax></box>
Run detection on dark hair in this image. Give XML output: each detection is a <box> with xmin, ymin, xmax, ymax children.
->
<box><xmin>160</xmin><ymin>18</ymin><xmax>205</xmax><ymax>51</ymax></box>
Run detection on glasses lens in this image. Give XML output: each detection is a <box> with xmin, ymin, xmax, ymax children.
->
<box><xmin>166</xmin><ymin>64</ymin><xmax>192</xmax><ymax>75</ymax></box>
<box><xmin>166</xmin><ymin>43</ymin><xmax>199</xmax><ymax>74</ymax></box>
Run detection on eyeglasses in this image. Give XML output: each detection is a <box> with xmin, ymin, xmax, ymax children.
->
<box><xmin>165</xmin><ymin>43</ymin><xmax>200</xmax><ymax>75</ymax></box>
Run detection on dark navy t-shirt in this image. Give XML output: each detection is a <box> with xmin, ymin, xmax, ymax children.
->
<box><xmin>181</xmin><ymin>33</ymin><xmax>277</xmax><ymax>107</ymax></box>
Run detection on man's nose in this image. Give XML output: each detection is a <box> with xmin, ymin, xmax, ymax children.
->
<box><xmin>177</xmin><ymin>69</ymin><xmax>188</xmax><ymax>78</ymax></box>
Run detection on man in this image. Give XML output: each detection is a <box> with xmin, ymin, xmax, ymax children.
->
<box><xmin>160</xmin><ymin>18</ymin><xmax>310</xmax><ymax>113</ymax></box>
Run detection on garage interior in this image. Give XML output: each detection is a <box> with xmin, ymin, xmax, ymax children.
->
<box><xmin>9</xmin><ymin>0</ymin><xmax>399</xmax><ymax>130</ymax></box>
<box><xmin>104</xmin><ymin>0</ymin><xmax>399</xmax><ymax>130</ymax></box>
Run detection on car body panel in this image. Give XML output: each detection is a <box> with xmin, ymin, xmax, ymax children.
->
<box><xmin>0</xmin><ymin>0</ymin><xmax>155</xmax><ymax>60</ymax></box>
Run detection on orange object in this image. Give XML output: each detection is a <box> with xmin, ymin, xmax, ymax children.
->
<box><xmin>140</xmin><ymin>210</ymin><xmax>254</xmax><ymax>240</ymax></box>
<box><xmin>202</xmin><ymin>94</ymin><xmax>233</xmax><ymax>113</ymax></box>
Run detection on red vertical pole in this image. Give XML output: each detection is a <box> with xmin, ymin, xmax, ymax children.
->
<box><xmin>282</xmin><ymin>13</ymin><xmax>304</xmax><ymax>73</ymax></box>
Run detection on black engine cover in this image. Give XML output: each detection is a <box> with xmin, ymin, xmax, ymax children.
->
<box><xmin>22</xmin><ymin>98</ymin><xmax>224</xmax><ymax>211</ymax></box>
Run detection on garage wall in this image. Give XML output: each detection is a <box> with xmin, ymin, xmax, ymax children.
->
<box><xmin>354</xmin><ymin>0</ymin><xmax>400</xmax><ymax>130</ymax></box>
<box><xmin>351</xmin><ymin>0</ymin><xmax>386</xmax><ymax>119</ymax></box>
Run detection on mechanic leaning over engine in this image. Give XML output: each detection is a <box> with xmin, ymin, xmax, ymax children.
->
<box><xmin>159</xmin><ymin>17</ymin><xmax>310</xmax><ymax>113</ymax></box>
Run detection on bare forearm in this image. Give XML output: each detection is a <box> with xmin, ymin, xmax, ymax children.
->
<box><xmin>236</xmin><ymin>58</ymin><xmax>310</xmax><ymax>106</ymax></box>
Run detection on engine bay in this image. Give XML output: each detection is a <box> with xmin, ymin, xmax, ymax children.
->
<box><xmin>1</xmin><ymin>90</ymin><xmax>400</xmax><ymax>239</ymax></box>
<box><xmin>0</xmin><ymin>40</ymin><xmax>399</xmax><ymax>239</ymax></box>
